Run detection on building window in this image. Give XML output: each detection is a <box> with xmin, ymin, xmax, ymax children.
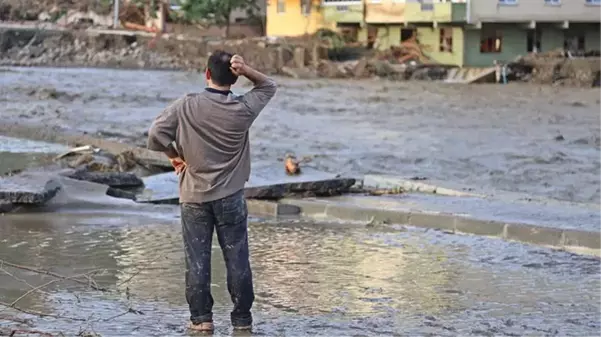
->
<box><xmin>564</xmin><ymin>35</ymin><xmax>585</xmax><ymax>52</ymax></box>
<box><xmin>401</xmin><ymin>28</ymin><xmax>415</xmax><ymax>42</ymax></box>
<box><xmin>585</xmin><ymin>0</ymin><xmax>600</xmax><ymax>4</ymax></box>
<box><xmin>277</xmin><ymin>0</ymin><xmax>285</xmax><ymax>13</ymax></box>
<box><xmin>544</xmin><ymin>0</ymin><xmax>560</xmax><ymax>4</ymax></box>
<box><xmin>480</xmin><ymin>31</ymin><xmax>502</xmax><ymax>53</ymax></box>
<box><xmin>421</xmin><ymin>0</ymin><xmax>434</xmax><ymax>10</ymax></box>
<box><xmin>301</xmin><ymin>0</ymin><xmax>311</xmax><ymax>15</ymax></box>
<box><xmin>498</xmin><ymin>0</ymin><xmax>518</xmax><ymax>4</ymax></box>
<box><xmin>439</xmin><ymin>28</ymin><xmax>453</xmax><ymax>52</ymax></box>
<box><xmin>337</xmin><ymin>23</ymin><xmax>359</xmax><ymax>43</ymax></box>
<box><xmin>527</xmin><ymin>30</ymin><xmax>541</xmax><ymax>52</ymax></box>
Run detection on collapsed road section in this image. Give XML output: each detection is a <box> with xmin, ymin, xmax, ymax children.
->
<box><xmin>0</xmin><ymin>132</ymin><xmax>598</xmax><ymax>256</ymax></box>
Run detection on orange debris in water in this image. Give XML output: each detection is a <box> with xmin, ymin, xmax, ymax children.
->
<box><xmin>285</xmin><ymin>155</ymin><xmax>301</xmax><ymax>175</ymax></box>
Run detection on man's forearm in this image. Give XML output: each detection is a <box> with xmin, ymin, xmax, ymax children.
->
<box><xmin>164</xmin><ymin>144</ymin><xmax>180</xmax><ymax>160</ymax></box>
<box><xmin>243</xmin><ymin>66</ymin><xmax>270</xmax><ymax>85</ymax></box>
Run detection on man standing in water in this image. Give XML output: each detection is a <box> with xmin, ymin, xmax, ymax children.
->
<box><xmin>147</xmin><ymin>51</ymin><xmax>277</xmax><ymax>332</ymax></box>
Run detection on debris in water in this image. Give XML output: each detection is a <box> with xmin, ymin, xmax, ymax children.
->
<box><xmin>285</xmin><ymin>154</ymin><xmax>301</xmax><ymax>175</ymax></box>
<box><xmin>368</xmin><ymin>187</ymin><xmax>405</xmax><ymax>196</ymax></box>
<box><xmin>55</xmin><ymin>145</ymin><xmax>99</xmax><ymax>160</ymax></box>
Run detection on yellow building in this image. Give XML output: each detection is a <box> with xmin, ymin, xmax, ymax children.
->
<box><xmin>266</xmin><ymin>0</ymin><xmax>468</xmax><ymax>67</ymax></box>
<box><xmin>266</xmin><ymin>0</ymin><xmax>333</xmax><ymax>37</ymax></box>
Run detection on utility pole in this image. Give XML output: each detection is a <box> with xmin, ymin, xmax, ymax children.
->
<box><xmin>113</xmin><ymin>0</ymin><xmax>120</xmax><ymax>29</ymax></box>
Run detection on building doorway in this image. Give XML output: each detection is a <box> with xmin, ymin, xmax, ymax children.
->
<box><xmin>401</xmin><ymin>28</ymin><xmax>416</xmax><ymax>42</ymax></box>
<box><xmin>527</xmin><ymin>30</ymin><xmax>542</xmax><ymax>53</ymax></box>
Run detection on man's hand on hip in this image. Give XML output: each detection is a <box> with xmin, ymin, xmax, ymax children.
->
<box><xmin>169</xmin><ymin>157</ymin><xmax>187</xmax><ymax>174</ymax></box>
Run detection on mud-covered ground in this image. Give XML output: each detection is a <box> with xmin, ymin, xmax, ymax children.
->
<box><xmin>1</xmin><ymin>66</ymin><xmax>599</xmax><ymax>203</ymax></box>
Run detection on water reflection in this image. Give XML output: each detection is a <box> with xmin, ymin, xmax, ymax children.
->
<box><xmin>0</xmin><ymin>213</ymin><xmax>599</xmax><ymax>336</ymax></box>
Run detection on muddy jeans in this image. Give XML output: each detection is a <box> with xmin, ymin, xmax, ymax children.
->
<box><xmin>180</xmin><ymin>190</ymin><xmax>254</xmax><ymax>327</ymax></box>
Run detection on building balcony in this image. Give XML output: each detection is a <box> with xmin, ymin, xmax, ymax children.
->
<box><xmin>405</xmin><ymin>2</ymin><xmax>466</xmax><ymax>23</ymax></box>
<box><xmin>322</xmin><ymin>0</ymin><xmax>364</xmax><ymax>23</ymax></box>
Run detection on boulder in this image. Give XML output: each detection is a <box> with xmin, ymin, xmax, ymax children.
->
<box><xmin>62</xmin><ymin>170</ymin><xmax>144</xmax><ymax>188</ymax></box>
<box><xmin>0</xmin><ymin>173</ymin><xmax>61</xmax><ymax>204</ymax></box>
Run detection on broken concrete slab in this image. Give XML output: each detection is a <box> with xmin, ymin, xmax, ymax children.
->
<box><xmin>106</xmin><ymin>187</ymin><xmax>138</xmax><ymax>201</ymax></box>
<box><xmin>136</xmin><ymin>166</ymin><xmax>354</xmax><ymax>204</ymax></box>
<box><xmin>0</xmin><ymin>201</ymin><xmax>16</xmax><ymax>213</ymax></box>
<box><xmin>62</xmin><ymin>170</ymin><xmax>144</xmax><ymax>188</ymax></box>
<box><xmin>244</xmin><ymin>178</ymin><xmax>356</xmax><ymax>200</ymax></box>
<box><xmin>0</xmin><ymin>173</ymin><xmax>61</xmax><ymax>204</ymax></box>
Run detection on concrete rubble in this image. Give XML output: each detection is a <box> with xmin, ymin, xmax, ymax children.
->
<box><xmin>0</xmin><ymin>27</ymin><xmax>448</xmax><ymax>80</ymax></box>
<box><xmin>0</xmin><ymin>0</ymin><xmax>112</xmax><ymax>22</ymax></box>
<box><xmin>0</xmin><ymin>133</ymin><xmax>599</xmax><ymax>255</ymax></box>
<box><xmin>0</xmin><ymin>173</ymin><xmax>61</xmax><ymax>206</ymax></box>
<box><xmin>509</xmin><ymin>49</ymin><xmax>601</xmax><ymax>87</ymax></box>
<box><xmin>136</xmin><ymin>170</ymin><xmax>357</xmax><ymax>204</ymax></box>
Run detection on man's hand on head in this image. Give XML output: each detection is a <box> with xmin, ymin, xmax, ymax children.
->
<box><xmin>230</xmin><ymin>54</ymin><xmax>247</xmax><ymax>77</ymax></box>
<box><xmin>169</xmin><ymin>157</ymin><xmax>187</xmax><ymax>174</ymax></box>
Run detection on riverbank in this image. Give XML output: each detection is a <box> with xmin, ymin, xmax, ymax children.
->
<box><xmin>1</xmin><ymin>24</ymin><xmax>600</xmax><ymax>86</ymax></box>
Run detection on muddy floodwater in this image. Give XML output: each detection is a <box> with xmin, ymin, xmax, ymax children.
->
<box><xmin>0</xmin><ymin>67</ymin><xmax>600</xmax><ymax>336</ymax></box>
<box><xmin>1</xmin><ymin>209</ymin><xmax>600</xmax><ymax>336</ymax></box>
<box><xmin>1</xmin><ymin>66</ymin><xmax>600</xmax><ymax>204</ymax></box>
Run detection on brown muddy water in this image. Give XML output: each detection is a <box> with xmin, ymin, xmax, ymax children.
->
<box><xmin>0</xmin><ymin>67</ymin><xmax>600</xmax><ymax>336</ymax></box>
<box><xmin>1</xmin><ymin>205</ymin><xmax>600</xmax><ymax>336</ymax></box>
<box><xmin>1</xmin><ymin>66</ymin><xmax>600</xmax><ymax>204</ymax></box>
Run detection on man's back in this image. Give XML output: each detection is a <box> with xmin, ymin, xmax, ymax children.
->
<box><xmin>148</xmin><ymin>79</ymin><xmax>277</xmax><ymax>204</ymax></box>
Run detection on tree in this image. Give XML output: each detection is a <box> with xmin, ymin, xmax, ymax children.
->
<box><xmin>180</xmin><ymin>0</ymin><xmax>260</xmax><ymax>38</ymax></box>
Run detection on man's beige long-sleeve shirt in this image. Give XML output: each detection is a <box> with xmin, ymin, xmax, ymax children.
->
<box><xmin>147</xmin><ymin>78</ymin><xmax>277</xmax><ymax>203</ymax></box>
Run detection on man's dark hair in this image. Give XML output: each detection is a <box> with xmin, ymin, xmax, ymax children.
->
<box><xmin>207</xmin><ymin>50</ymin><xmax>238</xmax><ymax>86</ymax></box>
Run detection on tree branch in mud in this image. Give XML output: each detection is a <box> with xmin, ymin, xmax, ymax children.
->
<box><xmin>9</xmin><ymin>279</ymin><xmax>60</xmax><ymax>308</ymax></box>
<box><xmin>0</xmin><ymin>257</ymin><xmax>161</xmax><ymax>327</ymax></box>
<box><xmin>0</xmin><ymin>264</ymin><xmax>108</xmax><ymax>321</ymax></box>
<box><xmin>0</xmin><ymin>301</ymin><xmax>86</xmax><ymax>322</ymax></box>
<box><xmin>116</xmin><ymin>254</ymin><xmax>166</xmax><ymax>287</ymax></box>
<box><xmin>0</xmin><ymin>260</ymin><xmax>108</xmax><ymax>292</ymax></box>
<box><xmin>0</xmin><ymin>313</ymin><xmax>32</xmax><ymax>325</ymax></box>
<box><xmin>0</xmin><ymin>327</ymin><xmax>55</xmax><ymax>337</ymax></box>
